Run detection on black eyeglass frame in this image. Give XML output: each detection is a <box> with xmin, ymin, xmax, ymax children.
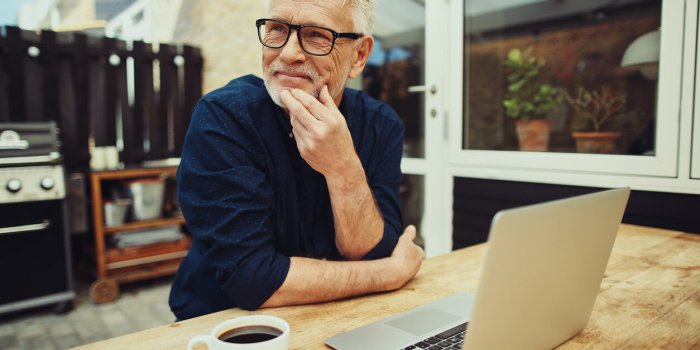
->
<box><xmin>256</xmin><ymin>18</ymin><xmax>364</xmax><ymax>56</ymax></box>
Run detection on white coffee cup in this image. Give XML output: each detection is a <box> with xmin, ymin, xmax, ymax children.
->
<box><xmin>104</xmin><ymin>146</ymin><xmax>120</xmax><ymax>169</ymax></box>
<box><xmin>187</xmin><ymin>315</ymin><xmax>290</xmax><ymax>350</ymax></box>
<box><xmin>90</xmin><ymin>147</ymin><xmax>106</xmax><ymax>171</ymax></box>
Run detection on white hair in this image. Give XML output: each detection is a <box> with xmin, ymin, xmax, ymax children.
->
<box><xmin>348</xmin><ymin>0</ymin><xmax>375</xmax><ymax>34</ymax></box>
<box><xmin>264</xmin><ymin>0</ymin><xmax>375</xmax><ymax>34</ymax></box>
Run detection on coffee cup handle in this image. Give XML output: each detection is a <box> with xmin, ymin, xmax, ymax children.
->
<box><xmin>187</xmin><ymin>334</ymin><xmax>212</xmax><ymax>350</ymax></box>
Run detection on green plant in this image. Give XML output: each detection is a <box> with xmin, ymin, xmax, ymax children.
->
<box><xmin>563</xmin><ymin>86</ymin><xmax>626</xmax><ymax>132</ymax></box>
<box><xmin>502</xmin><ymin>47</ymin><xmax>561</xmax><ymax>121</ymax></box>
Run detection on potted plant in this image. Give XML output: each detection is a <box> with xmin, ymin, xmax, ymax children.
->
<box><xmin>563</xmin><ymin>86</ymin><xmax>626</xmax><ymax>154</ymax></box>
<box><xmin>502</xmin><ymin>47</ymin><xmax>561</xmax><ymax>151</ymax></box>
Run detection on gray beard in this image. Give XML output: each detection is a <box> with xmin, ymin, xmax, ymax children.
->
<box><xmin>262</xmin><ymin>63</ymin><xmax>349</xmax><ymax>108</ymax></box>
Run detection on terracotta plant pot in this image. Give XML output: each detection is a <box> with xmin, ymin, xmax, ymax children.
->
<box><xmin>515</xmin><ymin>119</ymin><xmax>551</xmax><ymax>152</ymax></box>
<box><xmin>571</xmin><ymin>132</ymin><xmax>620</xmax><ymax>154</ymax></box>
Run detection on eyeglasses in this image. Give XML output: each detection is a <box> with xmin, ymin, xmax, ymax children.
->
<box><xmin>256</xmin><ymin>18</ymin><xmax>363</xmax><ymax>56</ymax></box>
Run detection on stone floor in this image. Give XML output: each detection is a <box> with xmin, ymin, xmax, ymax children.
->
<box><xmin>0</xmin><ymin>277</ymin><xmax>175</xmax><ymax>350</ymax></box>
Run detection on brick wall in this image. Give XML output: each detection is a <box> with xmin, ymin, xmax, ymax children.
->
<box><xmin>148</xmin><ymin>0</ymin><xmax>184</xmax><ymax>44</ymax></box>
<box><xmin>173</xmin><ymin>0</ymin><xmax>265</xmax><ymax>93</ymax></box>
<box><xmin>57</xmin><ymin>0</ymin><xmax>97</xmax><ymax>27</ymax></box>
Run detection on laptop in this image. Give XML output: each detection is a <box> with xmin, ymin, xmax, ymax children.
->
<box><xmin>326</xmin><ymin>187</ymin><xmax>631</xmax><ymax>350</ymax></box>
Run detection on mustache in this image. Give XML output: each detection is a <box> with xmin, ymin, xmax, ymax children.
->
<box><xmin>268</xmin><ymin>61</ymin><xmax>320</xmax><ymax>81</ymax></box>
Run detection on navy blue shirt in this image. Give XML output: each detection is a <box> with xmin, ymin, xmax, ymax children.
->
<box><xmin>169</xmin><ymin>75</ymin><xmax>405</xmax><ymax>320</ymax></box>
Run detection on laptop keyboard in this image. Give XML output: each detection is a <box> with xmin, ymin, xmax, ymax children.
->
<box><xmin>402</xmin><ymin>322</ymin><xmax>468</xmax><ymax>350</ymax></box>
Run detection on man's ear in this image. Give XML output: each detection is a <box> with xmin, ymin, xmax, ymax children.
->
<box><xmin>348</xmin><ymin>35</ymin><xmax>374</xmax><ymax>79</ymax></box>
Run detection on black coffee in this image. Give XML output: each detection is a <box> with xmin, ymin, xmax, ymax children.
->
<box><xmin>218</xmin><ymin>325</ymin><xmax>282</xmax><ymax>344</ymax></box>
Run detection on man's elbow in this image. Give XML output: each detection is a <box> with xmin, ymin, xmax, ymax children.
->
<box><xmin>336</xmin><ymin>243</ymin><xmax>373</xmax><ymax>261</ymax></box>
<box><xmin>339</xmin><ymin>249</ymin><xmax>366</xmax><ymax>261</ymax></box>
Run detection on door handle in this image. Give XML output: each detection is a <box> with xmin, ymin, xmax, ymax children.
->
<box><xmin>0</xmin><ymin>220</ymin><xmax>50</xmax><ymax>236</ymax></box>
<box><xmin>407</xmin><ymin>85</ymin><xmax>437</xmax><ymax>95</ymax></box>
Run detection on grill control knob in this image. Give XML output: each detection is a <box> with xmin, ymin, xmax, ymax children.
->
<box><xmin>6</xmin><ymin>179</ymin><xmax>22</xmax><ymax>193</ymax></box>
<box><xmin>40</xmin><ymin>176</ymin><xmax>55</xmax><ymax>190</ymax></box>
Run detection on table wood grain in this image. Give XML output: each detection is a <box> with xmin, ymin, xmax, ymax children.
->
<box><xmin>73</xmin><ymin>224</ymin><xmax>700</xmax><ymax>350</ymax></box>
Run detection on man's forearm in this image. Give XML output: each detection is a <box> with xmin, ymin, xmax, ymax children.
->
<box><xmin>261</xmin><ymin>255</ymin><xmax>401</xmax><ymax>308</ymax></box>
<box><xmin>278</xmin><ymin>87</ymin><xmax>388</xmax><ymax>260</ymax></box>
<box><xmin>326</xmin><ymin>157</ymin><xmax>384</xmax><ymax>260</ymax></box>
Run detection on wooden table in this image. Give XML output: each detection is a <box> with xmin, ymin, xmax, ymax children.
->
<box><xmin>74</xmin><ymin>224</ymin><xmax>700</xmax><ymax>349</ymax></box>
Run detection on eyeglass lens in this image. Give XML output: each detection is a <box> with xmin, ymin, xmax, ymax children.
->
<box><xmin>259</xmin><ymin>20</ymin><xmax>335</xmax><ymax>55</ymax></box>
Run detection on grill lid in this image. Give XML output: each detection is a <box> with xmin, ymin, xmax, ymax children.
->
<box><xmin>0</xmin><ymin>122</ymin><xmax>60</xmax><ymax>161</ymax></box>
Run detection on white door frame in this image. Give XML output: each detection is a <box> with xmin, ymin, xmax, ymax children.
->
<box><xmin>691</xmin><ymin>0</ymin><xmax>700</xmax><ymax>180</ymax></box>
<box><xmin>400</xmin><ymin>0</ymin><xmax>453</xmax><ymax>258</ymax></box>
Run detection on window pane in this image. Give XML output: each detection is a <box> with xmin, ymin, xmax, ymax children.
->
<box><xmin>361</xmin><ymin>1</ymin><xmax>426</xmax><ymax>158</ymax></box>
<box><xmin>463</xmin><ymin>0</ymin><xmax>661</xmax><ymax>155</ymax></box>
<box><xmin>400</xmin><ymin>174</ymin><xmax>424</xmax><ymax>248</ymax></box>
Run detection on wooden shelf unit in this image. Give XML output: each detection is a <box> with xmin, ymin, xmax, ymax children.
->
<box><xmin>103</xmin><ymin>216</ymin><xmax>186</xmax><ymax>234</ymax></box>
<box><xmin>89</xmin><ymin>167</ymin><xmax>189</xmax><ymax>302</ymax></box>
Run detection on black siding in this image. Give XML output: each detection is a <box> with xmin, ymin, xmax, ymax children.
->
<box><xmin>453</xmin><ymin>177</ymin><xmax>700</xmax><ymax>250</ymax></box>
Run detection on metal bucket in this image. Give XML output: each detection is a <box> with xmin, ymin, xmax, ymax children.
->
<box><xmin>128</xmin><ymin>179</ymin><xmax>165</xmax><ymax>221</ymax></box>
<box><xmin>104</xmin><ymin>199</ymin><xmax>132</xmax><ymax>227</ymax></box>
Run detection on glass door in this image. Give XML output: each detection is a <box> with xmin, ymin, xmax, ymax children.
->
<box><xmin>448</xmin><ymin>0</ymin><xmax>684</xmax><ymax>180</ymax></box>
<box><xmin>693</xmin><ymin>2</ymin><xmax>700</xmax><ymax>180</ymax></box>
<box><xmin>352</xmin><ymin>0</ymin><xmax>450</xmax><ymax>256</ymax></box>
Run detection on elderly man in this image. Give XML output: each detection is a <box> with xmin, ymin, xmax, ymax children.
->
<box><xmin>169</xmin><ymin>0</ymin><xmax>424</xmax><ymax>320</ymax></box>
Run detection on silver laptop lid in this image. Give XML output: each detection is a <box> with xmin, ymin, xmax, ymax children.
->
<box><xmin>463</xmin><ymin>187</ymin><xmax>630</xmax><ymax>349</ymax></box>
<box><xmin>325</xmin><ymin>188</ymin><xmax>630</xmax><ymax>350</ymax></box>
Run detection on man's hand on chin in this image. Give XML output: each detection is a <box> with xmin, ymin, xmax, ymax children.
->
<box><xmin>279</xmin><ymin>86</ymin><xmax>361</xmax><ymax>182</ymax></box>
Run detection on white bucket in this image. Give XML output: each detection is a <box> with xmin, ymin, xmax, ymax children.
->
<box><xmin>128</xmin><ymin>179</ymin><xmax>165</xmax><ymax>221</ymax></box>
<box><xmin>104</xmin><ymin>199</ymin><xmax>132</xmax><ymax>227</ymax></box>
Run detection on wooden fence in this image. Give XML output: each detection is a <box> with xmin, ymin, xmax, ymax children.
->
<box><xmin>0</xmin><ymin>26</ymin><xmax>203</xmax><ymax>170</ymax></box>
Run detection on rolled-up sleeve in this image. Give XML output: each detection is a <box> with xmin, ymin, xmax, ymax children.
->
<box><xmin>178</xmin><ymin>100</ymin><xmax>289</xmax><ymax>310</ymax></box>
<box><xmin>362</xmin><ymin>112</ymin><xmax>405</xmax><ymax>260</ymax></box>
